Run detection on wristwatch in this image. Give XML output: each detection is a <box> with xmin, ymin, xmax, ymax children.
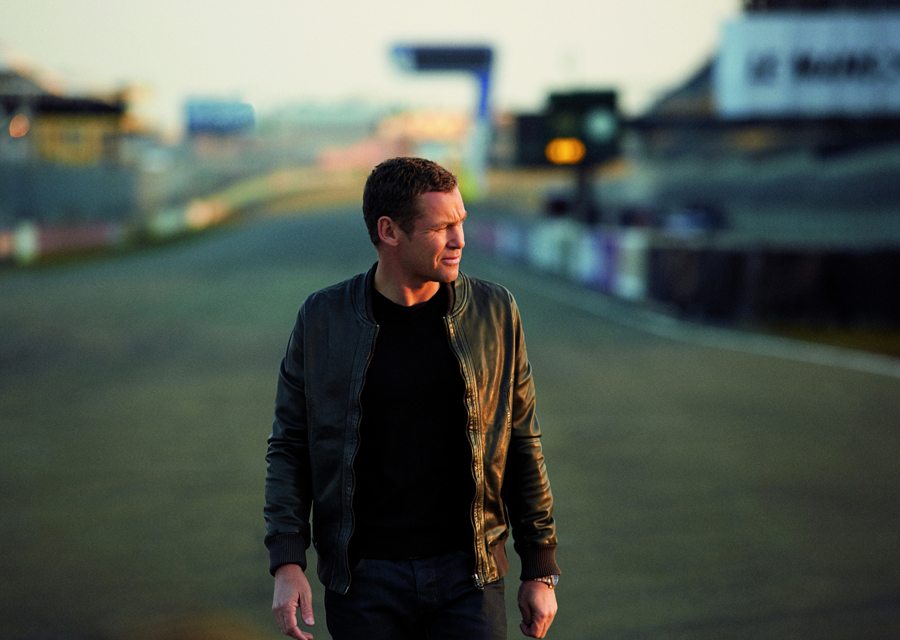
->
<box><xmin>532</xmin><ymin>575</ymin><xmax>559</xmax><ymax>589</ymax></box>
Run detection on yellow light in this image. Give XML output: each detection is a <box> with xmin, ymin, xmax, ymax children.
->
<box><xmin>545</xmin><ymin>137</ymin><xmax>585</xmax><ymax>165</ymax></box>
<box><xmin>9</xmin><ymin>114</ymin><xmax>30</xmax><ymax>138</ymax></box>
<box><xmin>0</xmin><ymin>231</ymin><xmax>13</xmax><ymax>259</ymax></box>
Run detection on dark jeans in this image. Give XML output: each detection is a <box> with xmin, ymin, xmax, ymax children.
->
<box><xmin>324</xmin><ymin>550</ymin><xmax>506</xmax><ymax>640</ymax></box>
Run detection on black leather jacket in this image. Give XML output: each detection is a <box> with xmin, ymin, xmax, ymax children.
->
<box><xmin>264</xmin><ymin>265</ymin><xmax>558</xmax><ymax>594</ymax></box>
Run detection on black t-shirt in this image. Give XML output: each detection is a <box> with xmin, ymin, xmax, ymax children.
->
<box><xmin>350</xmin><ymin>285</ymin><xmax>474</xmax><ymax>560</ymax></box>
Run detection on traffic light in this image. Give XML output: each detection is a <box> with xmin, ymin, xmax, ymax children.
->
<box><xmin>545</xmin><ymin>90</ymin><xmax>619</xmax><ymax>165</ymax></box>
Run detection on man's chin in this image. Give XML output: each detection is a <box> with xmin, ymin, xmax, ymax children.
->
<box><xmin>431</xmin><ymin>268</ymin><xmax>459</xmax><ymax>283</ymax></box>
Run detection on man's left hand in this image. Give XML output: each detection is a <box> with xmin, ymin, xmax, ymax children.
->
<box><xmin>517</xmin><ymin>580</ymin><xmax>558</xmax><ymax>638</ymax></box>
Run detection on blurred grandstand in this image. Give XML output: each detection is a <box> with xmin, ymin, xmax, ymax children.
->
<box><xmin>0</xmin><ymin>59</ymin><xmax>140</xmax><ymax>257</ymax></box>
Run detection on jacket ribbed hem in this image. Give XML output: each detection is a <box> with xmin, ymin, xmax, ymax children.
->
<box><xmin>265</xmin><ymin>532</ymin><xmax>308</xmax><ymax>576</ymax></box>
<box><xmin>518</xmin><ymin>545</ymin><xmax>560</xmax><ymax>581</ymax></box>
<box><xmin>490</xmin><ymin>543</ymin><xmax>510</xmax><ymax>579</ymax></box>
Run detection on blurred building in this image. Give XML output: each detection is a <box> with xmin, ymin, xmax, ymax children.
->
<box><xmin>255</xmin><ymin>102</ymin><xmax>473</xmax><ymax>177</ymax></box>
<box><xmin>616</xmin><ymin>0</ymin><xmax>900</xmax><ymax>326</ymax></box>
<box><xmin>620</xmin><ymin>1</ymin><xmax>900</xmax><ymax>219</ymax></box>
<box><xmin>255</xmin><ymin>102</ymin><xmax>388</xmax><ymax>167</ymax></box>
<box><xmin>0</xmin><ymin>63</ymin><xmax>138</xmax><ymax>228</ymax></box>
<box><xmin>638</xmin><ymin>7</ymin><xmax>900</xmax><ymax>158</ymax></box>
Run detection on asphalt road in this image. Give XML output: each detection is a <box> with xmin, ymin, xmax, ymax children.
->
<box><xmin>1</xmin><ymin>207</ymin><xmax>899</xmax><ymax>640</ymax></box>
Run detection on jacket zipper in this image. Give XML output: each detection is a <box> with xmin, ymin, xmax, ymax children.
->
<box><xmin>446</xmin><ymin>315</ymin><xmax>486</xmax><ymax>589</ymax></box>
<box><xmin>342</xmin><ymin>323</ymin><xmax>379</xmax><ymax>592</ymax></box>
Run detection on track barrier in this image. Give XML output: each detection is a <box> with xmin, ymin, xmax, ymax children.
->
<box><xmin>471</xmin><ymin>218</ymin><xmax>900</xmax><ymax>328</ymax></box>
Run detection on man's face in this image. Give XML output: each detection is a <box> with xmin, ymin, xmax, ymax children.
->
<box><xmin>395</xmin><ymin>187</ymin><xmax>466</xmax><ymax>286</ymax></box>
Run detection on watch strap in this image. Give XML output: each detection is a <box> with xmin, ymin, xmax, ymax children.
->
<box><xmin>532</xmin><ymin>575</ymin><xmax>559</xmax><ymax>589</ymax></box>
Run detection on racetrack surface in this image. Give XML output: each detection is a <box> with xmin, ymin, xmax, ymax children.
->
<box><xmin>1</xmin><ymin>207</ymin><xmax>898</xmax><ymax>639</ymax></box>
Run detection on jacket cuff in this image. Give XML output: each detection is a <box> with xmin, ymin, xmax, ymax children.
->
<box><xmin>265</xmin><ymin>532</ymin><xmax>308</xmax><ymax>576</ymax></box>
<box><xmin>518</xmin><ymin>544</ymin><xmax>560</xmax><ymax>581</ymax></box>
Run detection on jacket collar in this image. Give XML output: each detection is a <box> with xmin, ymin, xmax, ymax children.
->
<box><xmin>361</xmin><ymin>262</ymin><xmax>465</xmax><ymax>322</ymax></box>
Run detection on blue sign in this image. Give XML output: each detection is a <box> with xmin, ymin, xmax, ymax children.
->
<box><xmin>186</xmin><ymin>100</ymin><xmax>255</xmax><ymax>134</ymax></box>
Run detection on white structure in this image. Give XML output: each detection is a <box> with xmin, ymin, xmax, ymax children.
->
<box><xmin>715</xmin><ymin>13</ymin><xmax>900</xmax><ymax>117</ymax></box>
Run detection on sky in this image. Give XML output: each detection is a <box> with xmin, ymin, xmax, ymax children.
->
<box><xmin>3</xmin><ymin>0</ymin><xmax>742</xmax><ymax>136</ymax></box>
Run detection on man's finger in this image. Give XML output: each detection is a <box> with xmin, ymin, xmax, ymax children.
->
<box><xmin>520</xmin><ymin>608</ymin><xmax>555</xmax><ymax>638</ymax></box>
<box><xmin>518</xmin><ymin>600</ymin><xmax>532</xmax><ymax>625</ymax></box>
<box><xmin>275</xmin><ymin>604</ymin><xmax>310</xmax><ymax>639</ymax></box>
<box><xmin>277</xmin><ymin>612</ymin><xmax>313</xmax><ymax>640</ymax></box>
<box><xmin>520</xmin><ymin>620</ymin><xmax>544</xmax><ymax>639</ymax></box>
<box><xmin>299</xmin><ymin>600</ymin><xmax>315</xmax><ymax>626</ymax></box>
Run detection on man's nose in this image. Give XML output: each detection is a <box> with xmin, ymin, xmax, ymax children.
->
<box><xmin>449</xmin><ymin>225</ymin><xmax>465</xmax><ymax>249</ymax></box>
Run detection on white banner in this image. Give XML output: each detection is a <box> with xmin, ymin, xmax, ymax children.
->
<box><xmin>714</xmin><ymin>14</ymin><xmax>900</xmax><ymax>117</ymax></box>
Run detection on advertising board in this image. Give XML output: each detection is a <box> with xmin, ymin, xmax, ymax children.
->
<box><xmin>715</xmin><ymin>14</ymin><xmax>900</xmax><ymax>117</ymax></box>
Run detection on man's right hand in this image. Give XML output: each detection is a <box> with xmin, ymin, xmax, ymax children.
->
<box><xmin>272</xmin><ymin>563</ymin><xmax>315</xmax><ymax>640</ymax></box>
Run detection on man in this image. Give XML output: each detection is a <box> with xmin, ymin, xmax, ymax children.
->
<box><xmin>265</xmin><ymin>157</ymin><xmax>559</xmax><ymax>640</ymax></box>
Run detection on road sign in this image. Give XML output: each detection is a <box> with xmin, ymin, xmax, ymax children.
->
<box><xmin>392</xmin><ymin>45</ymin><xmax>492</xmax><ymax>73</ymax></box>
<box><xmin>391</xmin><ymin>44</ymin><xmax>495</xmax><ymax>198</ymax></box>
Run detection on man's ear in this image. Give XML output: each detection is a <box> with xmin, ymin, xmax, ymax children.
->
<box><xmin>377</xmin><ymin>216</ymin><xmax>401</xmax><ymax>246</ymax></box>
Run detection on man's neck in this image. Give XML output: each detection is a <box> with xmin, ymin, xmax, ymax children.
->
<box><xmin>373</xmin><ymin>263</ymin><xmax>440</xmax><ymax>307</ymax></box>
